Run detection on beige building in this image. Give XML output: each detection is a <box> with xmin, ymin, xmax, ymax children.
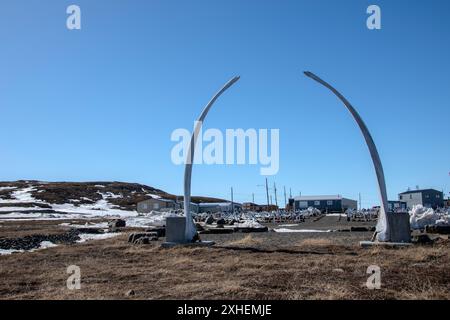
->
<box><xmin>137</xmin><ymin>198</ymin><xmax>178</xmax><ymax>213</ymax></box>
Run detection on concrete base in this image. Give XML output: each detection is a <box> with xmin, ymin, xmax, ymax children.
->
<box><xmin>161</xmin><ymin>240</ymin><xmax>215</xmax><ymax>248</ymax></box>
<box><xmin>385</xmin><ymin>212</ymin><xmax>411</xmax><ymax>243</ymax></box>
<box><xmin>360</xmin><ymin>241</ymin><xmax>412</xmax><ymax>248</ymax></box>
<box><xmin>163</xmin><ymin>216</ymin><xmax>214</xmax><ymax>248</ymax></box>
<box><xmin>165</xmin><ymin>216</ymin><xmax>187</xmax><ymax>243</ymax></box>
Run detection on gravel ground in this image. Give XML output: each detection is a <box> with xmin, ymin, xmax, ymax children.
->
<box><xmin>201</xmin><ymin>215</ymin><xmax>376</xmax><ymax>248</ymax></box>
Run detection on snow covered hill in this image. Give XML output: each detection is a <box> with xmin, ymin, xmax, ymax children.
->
<box><xmin>0</xmin><ymin>181</ymin><xmax>170</xmax><ymax>220</ymax></box>
<box><xmin>0</xmin><ymin>180</ymin><xmax>230</xmax><ymax>221</ymax></box>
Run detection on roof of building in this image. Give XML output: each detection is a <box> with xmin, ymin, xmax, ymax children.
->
<box><xmin>399</xmin><ymin>188</ymin><xmax>442</xmax><ymax>195</ymax></box>
<box><xmin>139</xmin><ymin>198</ymin><xmax>175</xmax><ymax>203</ymax></box>
<box><xmin>198</xmin><ymin>202</ymin><xmax>242</xmax><ymax>207</ymax></box>
<box><xmin>293</xmin><ymin>195</ymin><xmax>346</xmax><ymax>201</ymax></box>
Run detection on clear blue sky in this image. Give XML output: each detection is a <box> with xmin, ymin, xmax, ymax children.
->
<box><xmin>1</xmin><ymin>0</ymin><xmax>449</xmax><ymax>207</ymax></box>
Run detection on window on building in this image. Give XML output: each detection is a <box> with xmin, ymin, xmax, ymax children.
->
<box><xmin>425</xmin><ymin>195</ymin><xmax>429</xmax><ymax>198</ymax></box>
<box><xmin>153</xmin><ymin>203</ymin><xmax>160</xmax><ymax>210</ymax></box>
<box><xmin>410</xmin><ymin>195</ymin><xmax>412</xmax><ymax>199</ymax></box>
<box><xmin>299</xmin><ymin>201</ymin><xmax>308</xmax><ymax>208</ymax></box>
<box><xmin>314</xmin><ymin>200</ymin><xmax>320</xmax><ymax>206</ymax></box>
<box><xmin>327</xmin><ymin>200</ymin><xmax>333</xmax><ymax>205</ymax></box>
<box><xmin>400</xmin><ymin>195</ymin><xmax>403</xmax><ymax>200</ymax></box>
<box><xmin>436</xmin><ymin>195</ymin><xmax>440</xmax><ymax>198</ymax></box>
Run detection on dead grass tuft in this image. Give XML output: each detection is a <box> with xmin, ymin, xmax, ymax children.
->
<box><xmin>295</xmin><ymin>238</ymin><xmax>334</xmax><ymax>247</ymax></box>
<box><xmin>225</xmin><ymin>234</ymin><xmax>263</xmax><ymax>247</ymax></box>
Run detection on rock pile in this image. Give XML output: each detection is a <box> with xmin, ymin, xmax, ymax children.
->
<box><xmin>0</xmin><ymin>229</ymin><xmax>81</xmax><ymax>251</ymax></box>
<box><xmin>128</xmin><ymin>232</ymin><xmax>159</xmax><ymax>244</ymax></box>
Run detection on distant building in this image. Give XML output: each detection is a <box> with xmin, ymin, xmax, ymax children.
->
<box><xmin>137</xmin><ymin>198</ymin><xmax>178</xmax><ymax>213</ymax></box>
<box><xmin>398</xmin><ymin>189</ymin><xmax>444</xmax><ymax>209</ymax></box>
<box><xmin>444</xmin><ymin>198</ymin><xmax>450</xmax><ymax>208</ymax></box>
<box><xmin>387</xmin><ymin>200</ymin><xmax>407</xmax><ymax>212</ymax></box>
<box><xmin>180</xmin><ymin>201</ymin><xmax>199</xmax><ymax>213</ymax></box>
<box><xmin>293</xmin><ymin>195</ymin><xmax>357</xmax><ymax>213</ymax></box>
<box><xmin>198</xmin><ymin>202</ymin><xmax>242</xmax><ymax>213</ymax></box>
<box><xmin>242</xmin><ymin>202</ymin><xmax>278</xmax><ymax>212</ymax></box>
<box><xmin>242</xmin><ymin>202</ymin><xmax>259</xmax><ymax>212</ymax></box>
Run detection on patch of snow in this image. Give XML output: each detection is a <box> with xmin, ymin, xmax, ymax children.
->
<box><xmin>279</xmin><ymin>224</ymin><xmax>299</xmax><ymax>227</ymax></box>
<box><xmin>129</xmin><ymin>211</ymin><xmax>179</xmax><ymax>227</ymax></box>
<box><xmin>99</xmin><ymin>192</ymin><xmax>122</xmax><ymax>199</ymax></box>
<box><xmin>77</xmin><ymin>232</ymin><xmax>122</xmax><ymax>243</ymax></box>
<box><xmin>11</xmin><ymin>187</ymin><xmax>38</xmax><ymax>202</ymax></box>
<box><xmin>39</xmin><ymin>241</ymin><xmax>58</xmax><ymax>249</ymax></box>
<box><xmin>51</xmin><ymin>201</ymin><xmax>138</xmax><ymax>218</ymax></box>
<box><xmin>62</xmin><ymin>222</ymin><xmax>109</xmax><ymax>229</ymax></box>
<box><xmin>0</xmin><ymin>186</ymin><xmax>41</xmax><ymax>204</ymax></box>
<box><xmin>0</xmin><ymin>248</ymin><xmax>24</xmax><ymax>255</ymax></box>
<box><xmin>0</xmin><ymin>186</ymin><xmax>17</xmax><ymax>191</ymax></box>
<box><xmin>0</xmin><ymin>212</ymin><xmax>90</xmax><ymax>220</ymax></box>
<box><xmin>0</xmin><ymin>185</ymin><xmax>140</xmax><ymax>221</ymax></box>
<box><xmin>0</xmin><ymin>207</ymin><xmax>48</xmax><ymax>212</ymax></box>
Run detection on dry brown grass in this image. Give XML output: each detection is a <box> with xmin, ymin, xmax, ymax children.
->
<box><xmin>225</xmin><ymin>234</ymin><xmax>263</xmax><ymax>247</ymax></box>
<box><xmin>295</xmin><ymin>238</ymin><xmax>335</xmax><ymax>247</ymax></box>
<box><xmin>0</xmin><ymin>233</ymin><xmax>449</xmax><ymax>300</ymax></box>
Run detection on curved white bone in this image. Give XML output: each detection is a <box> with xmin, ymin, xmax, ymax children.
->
<box><xmin>304</xmin><ymin>71</ymin><xmax>390</xmax><ymax>241</ymax></box>
<box><xmin>183</xmin><ymin>76</ymin><xmax>240</xmax><ymax>241</ymax></box>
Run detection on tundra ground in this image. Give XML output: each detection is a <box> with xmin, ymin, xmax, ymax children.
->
<box><xmin>0</xmin><ymin>218</ymin><xmax>449</xmax><ymax>300</ymax></box>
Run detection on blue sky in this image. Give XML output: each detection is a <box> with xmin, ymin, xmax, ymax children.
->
<box><xmin>1</xmin><ymin>0</ymin><xmax>449</xmax><ymax>207</ymax></box>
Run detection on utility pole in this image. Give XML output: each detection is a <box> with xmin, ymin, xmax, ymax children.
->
<box><xmin>265</xmin><ymin>178</ymin><xmax>270</xmax><ymax>210</ymax></box>
<box><xmin>359</xmin><ymin>193</ymin><xmax>362</xmax><ymax>211</ymax></box>
<box><xmin>231</xmin><ymin>187</ymin><xmax>234</xmax><ymax>213</ymax></box>
<box><xmin>252</xmin><ymin>193</ymin><xmax>255</xmax><ymax>204</ymax></box>
<box><xmin>273</xmin><ymin>182</ymin><xmax>278</xmax><ymax>208</ymax></box>
<box><xmin>289</xmin><ymin>188</ymin><xmax>292</xmax><ymax>198</ymax></box>
<box><xmin>283</xmin><ymin>186</ymin><xmax>287</xmax><ymax>208</ymax></box>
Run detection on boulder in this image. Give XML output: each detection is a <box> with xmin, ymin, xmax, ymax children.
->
<box><xmin>109</xmin><ymin>219</ymin><xmax>126</xmax><ymax>228</ymax></box>
<box><xmin>216</xmin><ymin>218</ymin><xmax>226</xmax><ymax>225</ymax></box>
<box><xmin>425</xmin><ymin>225</ymin><xmax>450</xmax><ymax>235</ymax></box>
<box><xmin>413</xmin><ymin>234</ymin><xmax>433</xmax><ymax>244</ymax></box>
<box><xmin>195</xmin><ymin>223</ymin><xmax>205</xmax><ymax>231</ymax></box>
<box><xmin>133</xmin><ymin>236</ymin><xmax>159</xmax><ymax>244</ymax></box>
<box><xmin>145</xmin><ymin>227</ymin><xmax>165</xmax><ymax>237</ymax></box>
<box><xmin>135</xmin><ymin>237</ymin><xmax>150</xmax><ymax>244</ymax></box>
<box><xmin>128</xmin><ymin>232</ymin><xmax>158</xmax><ymax>243</ymax></box>
<box><xmin>109</xmin><ymin>219</ymin><xmax>126</xmax><ymax>232</ymax></box>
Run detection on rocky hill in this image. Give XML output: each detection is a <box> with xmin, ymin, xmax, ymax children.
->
<box><xmin>0</xmin><ymin>180</ymin><xmax>228</xmax><ymax>218</ymax></box>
